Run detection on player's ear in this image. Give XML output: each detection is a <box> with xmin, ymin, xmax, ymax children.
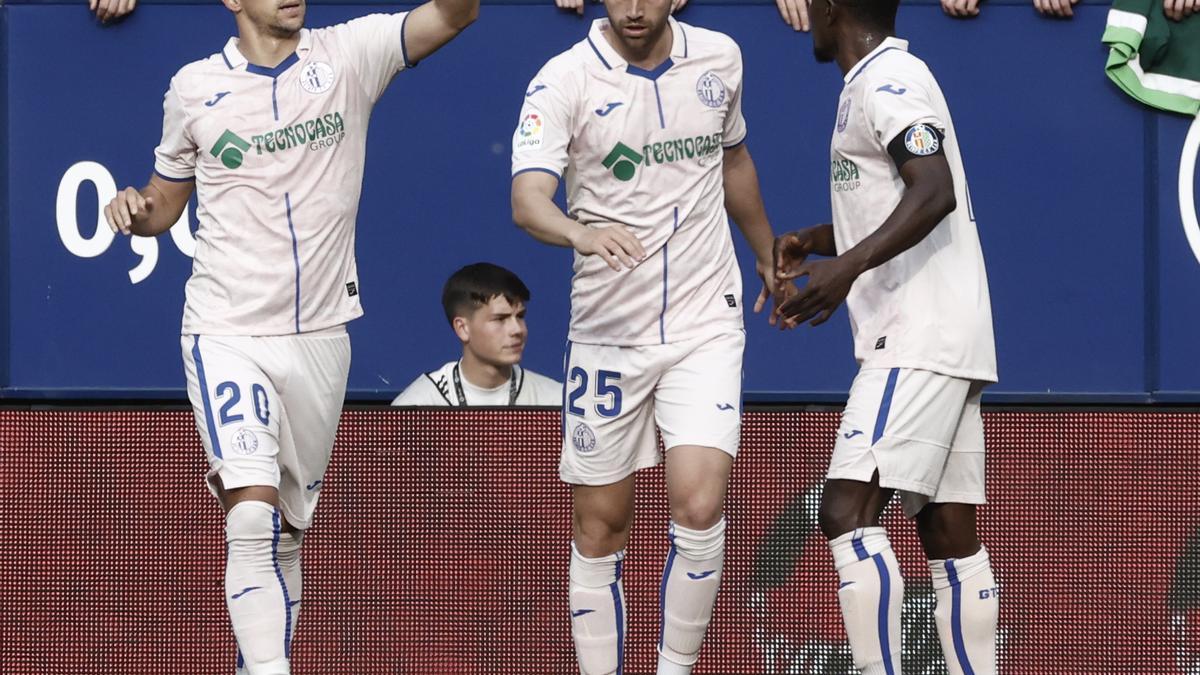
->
<box><xmin>221</xmin><ymin>0</ymin><xmax>241</xmax><ymax>13</ymax></box>
<box><xmin>452</xmin><ymin>316</ymin><xmax>470</xmax><ymax>344</ymax></box>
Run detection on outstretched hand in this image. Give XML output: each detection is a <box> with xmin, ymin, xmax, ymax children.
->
<box><xmin>774</xmin><ymin>255</ymin><xmax>859</xmax><ymax>329</ymax></box>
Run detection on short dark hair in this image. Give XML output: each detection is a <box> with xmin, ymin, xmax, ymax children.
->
<box><xmin>441</xmin><ymin>263</ymin><xmax>531</xmax><ymax>324</ymax></box>
<box><xmin>842</xmin><ymin>0</ymin><xmax>899</xmax><ymax>29</ymax></box>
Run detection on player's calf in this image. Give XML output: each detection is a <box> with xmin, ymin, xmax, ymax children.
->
<box><xmin>569</xmin><ymin>542</ymin><xmax>627</xmax><ymax>675</ymax></box>
<box><xmin>829</xmin><ymin>527</ymin><xmax>903</xmax><ymax>675</ymax></box>
<box><xmin>225</xmin><ymin>501</ymin><xmax>295</xmax><ymax>675</ymax></box>
<box><xmin>657</xmin><ymin>517</ymin><xmax>727</xmax><ymax>674</ymax></box>
<box><xmin>928</xmin><ymin>546</ymin><xmax>998</xmax><ymax>675</ymax></box>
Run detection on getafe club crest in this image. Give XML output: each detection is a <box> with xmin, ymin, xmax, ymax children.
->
<box><xmin>572</xmin><ymin>421</ymin><xmax>597</xmax><ymax>454</ymax></box>
<box><xmin>300</xmin><ymin>61</ymin><xmax>335</xmax><ymax>95</ymax></box>
<box><xmin>696</xmin><ymin>71</ymin><xmax>727</xmax><ymax>109</ymax></box>
<box><xmin>836</xmin><ymin>98</ymin><xmax>851</xmax><ymax>133</ymax></box>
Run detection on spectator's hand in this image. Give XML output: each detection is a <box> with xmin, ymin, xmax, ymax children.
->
<box><xmin>941</xmin><ymin>0</ymin><xmax>980</xmax><ymax>18</ymax></box>
<box><xmin>1164</xmin><ymin>0</ymin><xmax>1198</xmax><ymax>21</ymax></box>
<box><xmin>776</xmin><ymin>0</ymin><xmax>811</xmax><ymax>31</ymax></box>
<box><xmin>1034</xmin><ymin>0</ymin><xmax>1078</xmax><ymax>18</ymax></box>
<box><xmin>569</xmin><ymin>223</ymin><xmax>646</xmax><ymax>272</ymax></box>
<box><xmin>555</xmin><ymin>0</ymin><xmax>585</xmax><ymax>15</ymax></box>
<box><xmin>91</xmin><ymin>0</ymin><xmax>137</xmax><ymax>22</ymax></box>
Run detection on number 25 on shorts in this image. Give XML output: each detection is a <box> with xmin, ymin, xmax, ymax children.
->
<box><xmin>567</xmin><ymin>369</ymin><xmax>623</xmax><ymax>418</ymax></box>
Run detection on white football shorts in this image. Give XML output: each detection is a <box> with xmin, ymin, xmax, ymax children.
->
<box><xmin>829</xmin><ymin>367</ymin><xmax>986</xmax><ymax>517</ymax></box>
<box><xmin>181</xmin><ymin>328</ymin><xmax>350</xmax><ymax>529</ymax></box>
<box><xmin>559</xmin><ymin>330</ymin><xmax>744</xmax><ymax>486</ymax></box>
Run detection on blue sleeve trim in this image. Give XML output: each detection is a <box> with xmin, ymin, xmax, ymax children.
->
<box><xmin>400</xmin><ymin>11</ymin><xmax>418</xmax><ymax>69</ymax></box>
<box><xmin>154</xmin><ymin>169</ymin><xmax>195</xmax><ymax>183</ymax></box>
<box><xmin>513</xmin><ymin>167</ymin><xmax>562</xmax><ymax>180</ymax></box>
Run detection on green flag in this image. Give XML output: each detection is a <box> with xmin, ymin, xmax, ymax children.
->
<box><xmin>1103</xmin><ymin>0</ymin><xmax>1200</xmax><ymax>115</ymax></box>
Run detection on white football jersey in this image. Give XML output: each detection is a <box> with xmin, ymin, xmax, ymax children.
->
<box><xmin>391</xmin><ymin>361</ymin><xmax>563</xmax><ymax>406</ymax></box>
<box><xmin>830</xmin><ymin>37</ymin><xmax>997</xmax><ymax>382</ymax></box>
<box><xmin>155</xmin><ymin>14</ymin><xmax>413</xmax><ymax>336</ymax></box>
<box><xmin>512</xmin><ymin>18</ymin><xmax>746</xmax><ymax>346</ymax></box>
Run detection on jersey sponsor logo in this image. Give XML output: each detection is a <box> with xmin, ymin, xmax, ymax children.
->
<box><xmin>204</xmin><ymin>91</ymin><xmax>232</xmax><ymax>107</ymax></box>
<box><xmin>696</xmin><ymin>70</ymin><xmax>727</xmax><ymax>109</ymax></box>
<box><xmin>251</xmin><ymin>112</ymin><xmax>347</xmax><ymax>155</ymax></box>
<box><xmin>572</xmin><ymin>421</ymin><xmax>597</xmax><ymax>454</ymax></box>
<box><xmin>602</xmin><ymin>142</ymin><xmax>643</xmax><ymax>181</ymax></box>
<box><xmin>904</xmin><ymin>124</ymin><xmax>940</xmax><ymax>156</ymax></box>
<box><xmin>299</xmin><ymin>61</ymin><xmax>335</xmax><ymax>95</ymax></box>
<box><xmin>516</xmin><ymin>113</ymin><xmax>544</xmax><ymax>149</ymax></box>
<box><xmin>876</xmin><ymin>84</ymin><xmax>908</xmax><ymax>96</ymax></box>
<box><xmin>594</xmin><ymin>102</ymin><xmax>624</xmax><ymax>117</ymax></box>
<box><xmin>231</xmin><ymin>427</ymin><xmax>259</xmax><ymax>455</ymax></box>
<box><xmin>211</xmin><ymin>130</ymin><xmax>252</xmax><ymax>169</ymax></box>
<box><xmin>830</xmin><ymin>157</ymin><xmax>861</xmax><ymax>192</ymax></box>
<box><xmin>836</xmin><ymin>98</ymin><xmax>851</xmax><ymax>133</ymax></box>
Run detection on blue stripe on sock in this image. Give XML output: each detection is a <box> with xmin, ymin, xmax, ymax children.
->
<box><xmin>871</xmin><ymin>553</ymin><xmax>896</xmax><ymax>675</ymax></box>
<box><xmin>946</xmin><ymin>559</ymin><xmax>976</xmax><ymax>675</ymax></box>
<box><xmin>851</xmin><ymin>530</ymin><xmax>869</xmax><ymax>561</ymax></box>
<box><xmin>659</xmin><ymin>525</ymin><xmax>678</xmax><ymax>649</ymax></box>
<box><xmin>872</xmin><ymin>368</ymin><xmax>901</xmax><ymax>445</ymax></box>
<box><xmin>271</xmin><ymin>511</ymin><xmax>294</xmax><ymax>658</ymax></box>
<box><xmin>612</xmin><ymin>557</ymin><xmax>625</xmax><ymax>675</ymax></box>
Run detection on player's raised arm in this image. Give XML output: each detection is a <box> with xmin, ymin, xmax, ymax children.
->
<box><xmin>402</xmin><ymin>0</ymin><xmax>480</xmax><ymax>65</ymax></box>
<box><xmin>104</xmin><ymin>174</ymin><xmax>193</xmax><ymax>237</ymax></box>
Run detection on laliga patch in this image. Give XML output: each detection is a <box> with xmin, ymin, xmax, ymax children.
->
<box><xmin>904</xmin><ymin>124</ymin><xmax>940</xmax><ymax>156</ymax></box>
<box><xmin>516</xmin><ymin>112</ymin><xmax>544</xmax><ymax>149</ymax></box>
<box><xmin>696</xmin><ymin>71</ymin><xmax>727</xmax><ymax>109</ymax></box>
<box><xmin>232</xmin><ymin>428</ymin><xmax>259</xmax><ymax>456</ymax></box>
<box><xmin>572</xmin><ymin>421</ymin><xmax>597</xmax><ymax>454</ymax></box>
<box><xmin>299</xmin><ymin>61</ymin><xmax>335</xmax><ymax>95</ymax></box>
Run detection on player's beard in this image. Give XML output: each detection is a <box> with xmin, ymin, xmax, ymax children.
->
<box><xmin>611</xmin><ymin>16</ymin><xmax>669</xmax><ymax>59</ymax></box>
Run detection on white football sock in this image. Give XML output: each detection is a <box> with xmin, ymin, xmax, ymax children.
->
<box><xmin>657</xmin><ymin>518</ymin><xmax>726</xmax><ymax>672</ymax></box>
<box><xmin>225</xmin><ymin>501</ymin><xmax>293</xmax><ymax>675</ymax></box>
<box><xmin>569</xmin><ymin>542</ymin><xmax>626</xmax><ymax>675</ymax></box>
<box><xmin>829</xmin><ymin>527</ymin><xmax>903</xmax><ymax>675</ymax></box>
<box><xmin>929</xmin><ymin>546</ymin><xmax>998</xmax><ymax>675</ymax></box>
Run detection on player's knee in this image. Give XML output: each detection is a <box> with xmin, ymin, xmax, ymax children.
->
<box><xmin>916</xmin><ymin>505</ymin><xmax>980</xmax><ymax>559</ymax></box>
<box><xmin>818</xmin><ymin>494</ymin><xmax>866</xmax><ymax>541</ymax></box>
<box><xmin>670</xmin><ymin>493</ymin><xmax>724</xmax><ymax>531</ymax></box>
<box><xmin>573</xmin><ymin>513</ymin><xmax>631</xmax><ymax>557</ymax></box>
<box><xmin>226</xmin><ymin>500</ymin><xmax>282</xmax><ymax>549</ymax></box>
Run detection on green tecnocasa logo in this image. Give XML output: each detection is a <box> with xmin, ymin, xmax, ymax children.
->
<box><xmin>830</xmin><ymin>157</ymin><xmax>862</xmax><ymax>192</ymax></box>
<box><xmin>603</xmin><ymin>132</ymin><xmax>725</xmax><ymax>182</ymax></box>
<box><xmin>208</xmin><ymin>113</ymin><xmax>348</xmax><ymax>170</ymax></box>
<box><xmin>603</xmin><ymin>143</ymin><xmax>643</xmax><ymax>182</ymax></box>
<box><xmin>211</xmin><ymin>130</ymin><xmax>251</xmax><ymax>169</ymax></box>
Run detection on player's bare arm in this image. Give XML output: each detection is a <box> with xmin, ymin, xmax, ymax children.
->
<box><xmin>722</xmin><ymin>143</ymin><xmax>784</xmax><ymax>315</ymax></box>
<box><xmin>511</xmin><ymin>170</ymin><xmax>646</xmax><ymax>271</ymax></box>
<box><xmin>776</xmin><ymin>151</ymin><xmax>956</xmax><ymax>328</ymax></box>
<box><xmin>402</xmin><ymin>0</ymin><xmax>480</xmax><ymax>64</ymax></box>
<box><xmin>103</xmin><ymin>174</ymin><xmax>194</xmax><ymax>237</ymax></box>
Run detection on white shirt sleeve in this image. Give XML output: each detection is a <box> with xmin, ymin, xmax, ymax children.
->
<box><xmin>722</xmin><ymin>45</ymin><xmax>748</xmax><ymax>148</ymax></box>
<box><xmin>863</xmin><ymin>71</ymin><xmax>943</xmax><ymax>148</ymax></box>
<box><xmin>511</xmin><ymin>64</ymin><xmax>577</xmax><ymax>179</ymax></box>
<box><xmin>333</xmin><ymin>13</ymin><xmax>411</xmax><ymax>104</ymax></box>
<box><xmin>153</xmin><ymin>81</ymin><xmax>197</xmax><ymax>181</ymax></box>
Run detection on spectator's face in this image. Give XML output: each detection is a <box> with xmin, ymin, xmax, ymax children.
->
<box><xmin>230</xmin><ymin>0</ymin><xmax>305</xmax><ymax>38</ymax></box>
<box><xmin>461</xmin><ymin>296</ymin><xmax>528</xmax><ymax>368</ymax></box>
<box><xmin>810</xmin><ymin>0</ymin><xmax>837</xmax><ymax>63</ymax></box>
<box><xmin>603</xmin><ymin>0</ymin><xmax>672</xmax><ymax>54</ymax></box>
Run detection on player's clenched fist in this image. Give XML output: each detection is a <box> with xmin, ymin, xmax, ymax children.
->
<box><xmin>569</xmin><ymin>223</ymin><xmax>646</xmax><ymax>272</ymax></box>
<box><xmin>104</xmin><ymin>187</ymin><xmax>154</xmax><ymax>236</ymax></box>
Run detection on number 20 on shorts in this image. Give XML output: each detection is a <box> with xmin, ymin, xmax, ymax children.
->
<box><xmin>567</xmin><ymin>369</ymin><xmax>623</xmax><ymax>418</ymax></box>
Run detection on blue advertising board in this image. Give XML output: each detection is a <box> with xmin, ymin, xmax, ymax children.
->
<box><xmin>1</xmin><ymin>0</ymin><xmax>1197</xmax><ymax>401</ymax></box>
